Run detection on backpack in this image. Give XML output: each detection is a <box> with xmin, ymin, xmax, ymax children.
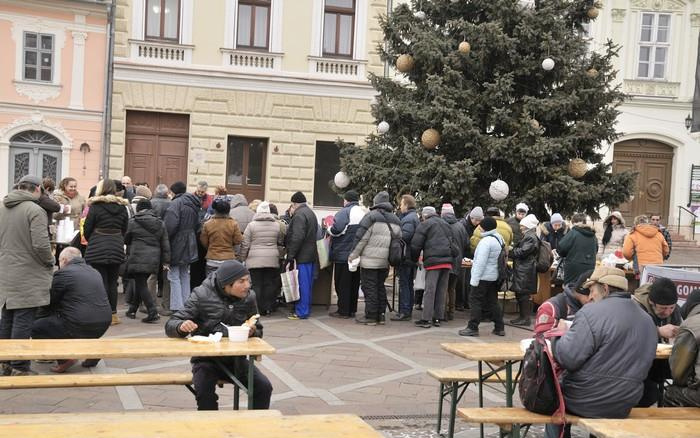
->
<box><xmin>518</xmin><ymin>334</ymin><xmax>566</xmax><ymax>420</ymax></box>
<box><xmin>536</xmin><ymin>240</ymin><xmax>553</xmax><ymax>273</ymax></box>
<box><xmin>487</xmin><ymin>235</ymin><xmax>509</xmax><ymax>288</ymax></box>
<box><xmin>382</xmin><ymin>215</ymin><xmax>406</xmax><ymax>267</ymax></box>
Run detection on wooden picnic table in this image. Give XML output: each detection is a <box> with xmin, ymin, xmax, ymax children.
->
<box><xmin>0</xmin><ymin>337</ymin><xmax>275</xmax><ymax>410</ymax></box>
<box><xmin>0</xmin><ymin>413</ymin><xmax>382</xmax><ymax>438</ymax></box>
<box><xmin>578</xmin><ymin>418</ymin><xmax>700</xmax><ymax>438</ymax></box>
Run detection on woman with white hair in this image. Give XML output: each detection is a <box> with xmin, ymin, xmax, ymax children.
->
<box><xmin>510</xmin><ymin>214</ymin><xmax>540</xmax><ymax>326</ymax></box>
<box><xmin>239</xmin><ymin>201</ymin><xmax>285</xmax><ymax>315</ymax></box>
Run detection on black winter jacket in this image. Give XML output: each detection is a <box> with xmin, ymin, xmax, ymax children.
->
<box><xmin>410</xmin><ymin>214</ymin><xmax>456</xmax><ymax>268</ymax></box>
<box><xmin>558</xmin><ymin>225</ymin><xmax>598</xmax><ymax>284</ymax></box>
<box><xmin>443</xmin><ymin>213</ymin><xmax>469</xmax><ymax>271</ymax></box>
<box><xmin>328</xmin><ymin>201</ymin><xmax>363</xmax><ymax>263</ymax></box>
<box><xmin>125</xmin><ymin>210</ymin><xmax>171</xmax><ymax>275</ymax></box>
<box><xmin>511</xmin><ymin>228</ymin><xmax>539</xmax><ymax>294</ymax></box>
<box><xmin>165</xmin><ymin>276</ymin><xmax>263</xmax><ymax>363</ymax></box>
<box><xmin>48</xmin><ymin>257</ymin><xmax>112</xmax><ymax>327</ymax></box>
<box><xmin>150</xmin><ymin>196</ymin><xmax>171</xmax><ymax>220</ymax></box>
<box><xmin>285</xmin><ymin>203</ymin><xmax>318</xmax><ymax>264</ymax></box>
<box><xmin>164</xmin><ymin>193</ymin><xmax>201</xmax><ymax>265</ymax></box>
<box><xmin>84</xmin><ymin>195</ymin><xmax>129</xmax><ymax>265</ymax></box>
<box><xmin>459</xmin><ymin>217</ymin><xmax>479</xmax><ymax>257</ymax></box>
<box><xmin>400</xmin><ymin>209</ymin><xmax>421</xmax><ymax>266</ymax></box>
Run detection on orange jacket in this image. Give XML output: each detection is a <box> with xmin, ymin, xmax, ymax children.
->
<box><xmin>622</xmin><ymin>224</ymin><xmax>669</xmax><ymax>273</ymax></box>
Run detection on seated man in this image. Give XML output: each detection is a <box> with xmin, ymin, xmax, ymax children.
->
<box><xmin>165</xmin><ymin>260</ymin><xmax>273</xmax><ymax>410</ymax></box>
<box><xmin>664</xmin><ymin>289</ymin><xmax>700</xmax><ymax>407</ymax></box>
<box><xmin>32</xmin><ymin>247</ymin><xmax>112</xmax><ymax>373</ymax></box>
<box><xmin>533</xmin><ymin>269</ymin><xmax>593</xmax><ymax>334</ymax></box>
<box><xmin>546</xmin><ymin>267</ymin><xmax>657</xmax><ymax>438</ymax></box>
<box><xmin>632</xmin><ymin>277</ymin><xmax>682</xmax><ymax>406</ymax></box>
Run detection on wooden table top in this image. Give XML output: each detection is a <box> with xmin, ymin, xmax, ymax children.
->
<box><xmin>578</xmin><ymin>419</ymin><xmax>700</xmax><ymax>438</ymax></box>
<box><xmin>0</xmin><ymin>337</ymin><xmax>275</xmax><ymax>360</ymax></box>
<box><xmin>0</xmin><ymin>410</ymin><xmax>282</xmax><ymax>425</ymax></box>
<box><xmin>0</xmin><ymin>413</ymin><xmax>383</xmax><ymax>438</ymax></box>
<box><xmin>441</xmin><ymin>342</ymin><xmax>671</xmax><ymax>362</ymax></box>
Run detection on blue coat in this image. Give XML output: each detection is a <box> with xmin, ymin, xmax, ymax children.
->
<box><xmin>470</xmin><ymin>230</ymin><xmax>503</xmax><ymax>286</ymax></box>
<box><xmin>328</xmin><ymin>202</ymin><xmax>363</xmax><ymax>263</ymax></box>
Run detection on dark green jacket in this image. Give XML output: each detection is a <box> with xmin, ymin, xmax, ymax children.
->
<box><xmin>557</xmin><ymin>224</ymin><xmax>598</xmax><ymax>284</ymax></box>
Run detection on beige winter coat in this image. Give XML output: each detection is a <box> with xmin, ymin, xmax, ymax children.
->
<box><xmin>52</xmin><ymin>190</ymin><xmax>86</xmax><ymax>228</ymax></box>
<box><xmin>239</xmin><ymin>212</ymin><xmax>285</xmax><ymax>269</ymax></box>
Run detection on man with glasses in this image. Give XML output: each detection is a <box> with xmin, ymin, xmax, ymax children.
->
<box><xmin>650</xmin><ymin>214</ymin><xmax>672</xmax><ymax>260</ymax></box>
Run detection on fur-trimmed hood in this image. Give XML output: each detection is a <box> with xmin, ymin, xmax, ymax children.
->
<box><xmin>539</xmin><ymin>221</ymin><xmax>569</xmax><ymax>236</ymax></box>
<box><xmin>88</xmin><ymin>194</ymin><xmax>129</xmax><ymax>206</ymax></box>
<box><xmin>604</xmin><ymin>211</ymin><xmax>626</xmax><ymax>228</ymax></box>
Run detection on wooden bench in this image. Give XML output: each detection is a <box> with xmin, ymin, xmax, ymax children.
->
<box><xmin>0</xmin><ymin>372</ymin><xmax>194</xmax><ymax>389</ymax></box>
<box><xmin>458</xmin><ymin>407</ymin><xmax>700</xmax><ymax>436</ymax></box>
<box><xmin>0</xmin><ymin>410</ymin><xmax>282</xmax><ymax>425</ymax></box>
<box><xmin>427</xmin><ymin>369</ymin><xmax>508</xmax><ymax>438</ymax></box>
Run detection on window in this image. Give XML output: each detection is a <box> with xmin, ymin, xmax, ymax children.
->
<box><xmin>9</xmin><ymin>131</ymin><xmax>62</xmax><ymax>185</ymax></box>
<box><xmin>23</xmin><ymin>32</ymin><xmax>53</xmax><ymax>82</ymax></box>
<box><xmin>146</xmin><ymin>0</ymin><xmax>180</xmax><ymax>41</ymax></box>
<box><xmin>637</xmin><ymin>13</ymin><xmax>670</xmax><ymax>80</ymax></box>
<box><xmin>323</xmin><ymin>0</ymin><xmax>355</xmax><ymax>57</ymax></box>
<box><xmin>313</xmin><ymin>141</ymin><xmax>347</xmax><ymax>207</ymax></box>
<box><xmin>237</xmin><ymin>0</ymin><xmax>271</xmax><ymax>49</ymax></box>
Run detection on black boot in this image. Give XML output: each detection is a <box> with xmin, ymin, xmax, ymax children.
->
<box><xmin>510</xmin><ymin>297</ymin><xmax>531</xmax><ymax>326</ymax></box>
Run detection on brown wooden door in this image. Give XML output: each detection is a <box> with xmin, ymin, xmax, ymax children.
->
<box><xmin>226</xmin><ymin>136</ymin><xmax>267</xmax><ymax>201</ymax></box>
<box><xmin>125</xmin><ymin>111</ymin><xmax>189</xmax><ymax>189</ymax></box>
<box><xmin>613</xmin><ymin>139</ymin><xmax>673</xmax><ymax>224</ymax></box>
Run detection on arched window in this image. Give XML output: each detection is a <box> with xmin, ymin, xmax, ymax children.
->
<box><xmin>9</xmin><ymin>130</ymin><xmax>62</xmax><ymax>185</ymax></box>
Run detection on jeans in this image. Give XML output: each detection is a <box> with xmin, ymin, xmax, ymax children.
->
<box><xmin>295</xmin><ymin>263</ymin><xmax>315</xmax><ymax>318</ymax></box>
<box><xmin>250</xmin><ymin>267</ymin><xmax>282</xmax><ymax>314</ymax></box>
<box><xmin>360</xmin><ymin>268</ymin><xmax>389</xmax><ymax>320</ymax></box>
<box><xmin>467</xmin><ymin>280</ymin><xmax>504</xmax><ymax>331</ymax></box>
<box><xmin>422</xmin><ymin>268</ymin><xmax>449</xmax><ymax>321</ymax></box>
<box><xmin>91</xmin><ymin>263</ymin><xmax>120</xmax><ymax>313</ymax></box>
<box><xmin>192</xmin><ymin>359</ymin><xmax>273</xmax><ymax>410</ymax></box>
<box><xmin>168</xmin><ymin>264</ymin><xmax>191</xmax><ymax>311</ymax></box>
<box><xmin>334</xmin><ymin>262</ymin><xmax>360</xmax><ymax>316</ymax></box>
<box><xmin>0</xmin><ymin>306</ymin><xmax>36</xmax><ymax>371</ymax></box>
<box><xmin>398</xmin><ymin>264</ymin><xmax>416</xmax><ymax>315</ymax></box>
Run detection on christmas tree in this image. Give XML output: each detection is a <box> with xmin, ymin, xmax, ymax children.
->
<box><xmin>339</xmin><ymin>0</ymin><xmax>635</xmax><ymax>219</ymax></box>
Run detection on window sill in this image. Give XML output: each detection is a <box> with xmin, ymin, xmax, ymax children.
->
<box><xmin>129</xmin><ymin>39</ymin><xmax>193</xmax><ymax>65</ymax></box>
<box><xmin>13</xmin><ymin>80</ymin><xmax>62</xmax><ymax>103</ymax></box>
<box><xmin>623</xmin><ymin>79</ymin><xmax>679</xmax><ymax>98</ymax></box>
<box><xmin>220</xmin><ymin>48</ymin><xmax>283</xmax><ymax>72</ymax></box>
<box><xmin>308</xmin><ymin>56</ymin><xmax>367</xmax><ymax>80</ymax></box>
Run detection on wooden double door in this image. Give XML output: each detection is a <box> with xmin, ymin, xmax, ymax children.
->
<box><xmin>125</xmin><ymin>111</ymin><xmax>189</xmax><ymax>189</ymax></box>
<box><xmin>613</xmin><ymin>139</ymin><xmax>673</xmax><ymax>224</ymax></box>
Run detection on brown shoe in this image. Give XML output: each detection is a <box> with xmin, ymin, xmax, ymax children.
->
<box><xmin>111</xmin><ymin>314</ymin><xmax>121</xmax><ymax>325</ymax></box>
<box><xmin>50</xmin><ymin>359</ymin><xmax>77</xmax><ymax>373</ymax></box>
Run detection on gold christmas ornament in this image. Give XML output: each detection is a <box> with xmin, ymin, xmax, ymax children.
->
<box><xmin>458</xmin><ymin>41</ymin><xmax>471</xmax><ymax>54</ymax></box>
<box><xmin>530</xmin><ymin>118</ymin><xmax>540</xmax><ymax>130</ymax></box>
<box><xmin>587</xmin><ymin>7</ymin><xmax>599</xmax><ymax>19</ymax></box>
<box><xmin>421</xmin><ymin>128</ymin><xmax>441</xmax><ymax>149</ymax></box>
<box><xmin>586</xmin><ymin>68</ymin><xmax>599</xmax><ymax>78</ymax></box>
<box><xmin>396</xmin><ymin>54</ymin><xmax>415</xmax><ymax>73</ymax></box>
<box><xmin>568</xmin><ymin>158</ymin><xmax>588</xmax><ymax>178</ymax></box>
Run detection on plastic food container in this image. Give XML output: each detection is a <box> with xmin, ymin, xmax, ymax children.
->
<box><xmin>227</xmin><ymin>326</ymin><xmax>250</xmax><ymax>342</ymax></box>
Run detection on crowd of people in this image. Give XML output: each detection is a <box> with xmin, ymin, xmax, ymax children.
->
<box><xmin>0</xmin><ymin>175</ymin><xmax>698</xmax><ymax>418</ymax></box>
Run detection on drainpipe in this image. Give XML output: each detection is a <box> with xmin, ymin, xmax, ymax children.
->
<box><xmin>100</xmin><ymin>0</ymin><xmax>116</xmax><ymax>180</ymax></box>
<box><xmin>383</xmin><ymin>0</ymin><xmax>393</xmax><ymax>79</ymax></box>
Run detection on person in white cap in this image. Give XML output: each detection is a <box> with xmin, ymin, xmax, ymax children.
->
<box><xmin>510</xmin><ymin>213</ymin><xmax>539</xmax><ymax>326</ymax></box>
<box><xmin>506</xmin><ymin>202</ymin><xmax>529</xmax><ymax>245</ymax></box>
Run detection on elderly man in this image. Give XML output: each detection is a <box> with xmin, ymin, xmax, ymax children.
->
<box><xmin>0</xmin><ymin>175</ymin><xmax>54</xmax><ymax>376</ymax></box>
<box><xmin>121</xmin><ymin>175</ymin><xmax>135</xmax><ymax>202</ymax></box>
<box><xmin>32</xmin><ymin>247</ymin><xmax>112</xmax><ymax>373</ymax></box>
<box><xmin>165</xmin><ymin>260</ymin><xmax>272</xmax><ymax>410</ymax></box>
<box><xmin>545</xmin><ymin>267</ymin><xmax>657</xmax><ymax>438</ymax></box>
<box><xmin>285</xmin><ymin>191</ymin><xmax>318</xmax><ymax>320</ymax></box>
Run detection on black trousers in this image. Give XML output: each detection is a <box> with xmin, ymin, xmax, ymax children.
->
<box><xmin>638</xmin><ymin>359</ymin><xmax>672</xmax><ymax>407</ymax></box>
<box><xmin>129</xmin><ymin>273</ymin><xmax>157</xmax><ymax>314</ymax></box>
<box><xmin>334</xmin><ymin>262</ymin><xmax>360</xmax><ymax>316</ymax></box>
<box><xmin>0</xmin><ymin>306</ymin><xmax>36</xmax><ymax>371</ymax></box>
<box><xmin>91</xmin><ymin>263</ymin><xmax>120</xmax><ymax>313</ymax></box>
<box><xmin>250</xmin><ymin>268</ymin><xmax>282</xmax><ymax>314</ymax></box>
<box><xmin>192</xmin><ymin>359</ymin><xmax>273</xmax><ymax>410</ymax></box>
<box><xmin>360</xmin><ymin>268</ymin><xmax>388</xmax><ymax>320</ymax></box>
<box><xmin>32</xmin><ymin>314</ymin><xmax>109</xmax><ymax>340</ymax></box>
<box><xmin>468</xmin><ymin>280</ymin><xmax>504</xmax><ymax>331</ymax></box>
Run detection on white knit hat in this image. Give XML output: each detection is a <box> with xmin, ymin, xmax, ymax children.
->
<box><xmin>256</xmin><ymin>201</ymin><xmax>270</xmax><ymax>214</ymax></box>
<box><xmin>520</xmin><ymin>214</ymin><xmax>539</xmax><ymax>230</ymax></box>
<box><xmin>516</xmin><ymin>202</ymin><xmax>529</xmax><ymax>213</ymax></box>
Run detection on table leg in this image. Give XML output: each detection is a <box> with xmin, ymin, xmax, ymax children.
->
<box><xmin>213</xmin><ymin>358</ymin><xmax>250</xmax><ymax>411</ymax></box>
<box><xmin>247</xmin><ymin>355</ymin><xmax>256</xmax><ymax>410</ymax></box>
<box><xmin>506</xmin><ymin>361</ymin><xmax>520</xmax><ymax>438</ymax></box>
<box><xmin>478</xmin><ymin>361</ymin><xmax>484</xmax><ymax>438</ymax></box>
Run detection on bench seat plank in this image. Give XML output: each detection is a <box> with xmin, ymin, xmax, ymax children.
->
<box><xmin>0</xmin><ymin>372</ymin><xmax>194</xmax><ymax>389</ymax></box>
<box><xmin>0</xmin><ymin>410</ymin><xmax>282</xmax><ymax>425</ymax></box>
<box><xmin>579</xmin><ymin>418</ymin><xmax>700</xmax><ymax>438</ymax></box>
<box><xmin>427</xmin><ymin>369</ymin><xmax>508</xmax><ymax>383</ymax></box>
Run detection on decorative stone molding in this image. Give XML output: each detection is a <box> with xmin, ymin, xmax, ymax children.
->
<box><xmin>611</xmin><ymin>9</ymin><xmax>627</xmax><ymax>22</ymax></box>
<box><xmin>623</xmin><ymin>79</ymin><xmax>681</xmax><ymax>97</ymax></box>
<box><xmin>0</xmin><ymin>111</ymin><xmax>73</xmax><ymax>148</ymax></box>
<box><xmin>129</xmin><ymin>39</ymin><xmax>193</xmax><ymax>65</ymax></box>
<box><xmin>71</xmin><ymin>31</ymin><xmax>88</xmax><ymax>45</ymax></box>
<box><xmin>308</xmin><ymin>56</ymin><xmax>367</xmax><ymax>80</ymax></box>
<box><xmin>692</xmin><ymin>13</ymin><xmax>700</xmax><ymax>27</ymax></box>
<box><xmin>221</xmin><ymin>49</ymin><xmax>283</xmax><ymax>72</ymax></box>
<box><xmin>13</xmin><ymin>81</ymin><xmax>62</xmax><ymax>103</ymax></box>
<box><xmin>630</xmin><ymin>0</ymin><xmax>687</xmax><ymax>11</ymax></box>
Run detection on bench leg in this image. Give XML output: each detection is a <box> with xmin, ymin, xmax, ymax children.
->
<box><xmin>233</xmin><ymin>385</ymin><xmax>240</xmax><ymax>410</ymax></box>
<box><xmin>436</xmin><ymin>382</ymin><xmax>445</xmax><ymax>435</ymax></box>
<box><xmin>478</xmin><ymin>361</ymin><xmax>484</xmax><ymax>438</ymax></box>
<box><xmin>447</xmin><ymin>382</ymin><xmax>459</xmax><ymax>438</ymax></box>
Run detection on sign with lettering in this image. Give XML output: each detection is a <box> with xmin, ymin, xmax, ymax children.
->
<box><xmin>641</xmin><ymin>265</ymin><xmax>700</xmax><ymax>305</ymax></box>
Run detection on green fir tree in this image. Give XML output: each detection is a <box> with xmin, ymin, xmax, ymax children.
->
<box><xmin>339</xmin><ymin>0</ymin><xmax>635</xmax><ymax>219</ymax></box>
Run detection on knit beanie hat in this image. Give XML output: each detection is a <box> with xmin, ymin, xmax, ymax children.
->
<box><xmin>291</xmin><ymin>191</ymin><xmax>307</xmax><ymax>203</ymax></box>
<box><xmin>649</xmin><ymin>277</ymin><xmax>678</xmax><ymax>305</ymax></box>
<box><xmin>215</xmin><ymin>260</ymin><xmax>250</xmax><ymax>288</ymax></box>
<box><xmin>486</xmin><ymin>207</ymin><xmax>501</xmax><ymax>217</ymax></box>
<box><xmin>372</xmin><ymin>191</ymin><xmax>390</xmax><ymax>206</ymax></box>
<box><xmin>681</xmin><ymin>289</ymin><xmax>700</xmax><ymax>319</ymax></box>
<box><xmin>481</xmin><ymin>216</ymin><xmax>497</xmax><ymax>232</ymax></box>
<box><xmin>135</xmin><ymin>199</ymin><xmax>152</xmax><ymax>212</ymax></box>
<box><xmin>344</xmin><ymin>190</ymin><xmax>359</xmax><ymax>202</ymax></box>
<box><xmin>212</xmin><ymin>198</ymin><xmax>231</xmax><ymax>215</ymax></box>
<box><xmin>170</xmin><ymin>181</ymin><xmax>187</xmax><ymax>195</ymax></box>
<box><xmin>441</xmin><ymin>203</ymin><xmax>455</xmax><ymax>217</ymax></box>
<box><xmin>550</xmin><ymin>213</ymin><xmax>564</xmax><ymax>225</ymax></box>
<box><xmin>256</xmin><ymin>201</ymin><xmax>271</xmax><ymax>214</ymax></box>
<box><xmin>520</xmin><ymin>214</ymin><xmax>539</xmax><ymax>230</ymax></box>
<box><xmin>516</xmin><ymin>202</ymin><xmax>529</xmax><ymax>213</ymax></box>
<box><xmin>135</xmin><ymin>185</ymin><xmax>152</xmax><ymax>199</ymax></box>
<box><xmin>469</xmin><ymin>206</ymin><xmax>484</xmax><ymax>221</ymax></box>
<box><xmin>421</xmin><ymin>206</ymin><xmax>437</xmax><ymax>218</ymax></box>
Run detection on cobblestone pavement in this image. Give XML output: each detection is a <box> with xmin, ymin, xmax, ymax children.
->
<box><xmin>0</xmin><ymin>291</ymin><xmax>600</xmax><ymax>438</ymax></box>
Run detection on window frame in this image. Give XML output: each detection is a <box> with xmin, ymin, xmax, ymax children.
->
<box><xmin>236</xmin><ymin>0</ymin><xmax>272</xmax><ymax>50</ymax></box>
<box><xmin>22</xmin><ymin>32</ymin><xmax>54</xmax><ymax>83</ymax></box>
<box><xmin>636</xmin><ymin>12</ymin><xmax>671</xmax><ymax>81</ymax></box>
<box><xmin>322</xmin><ymin>0</ymin><xmax>356</xmax><ymax>58</ymax></box>
<box><xmin>145</xmin><ymin>0</ymin><xmax>182</xmax><ymax>42</ymax></box>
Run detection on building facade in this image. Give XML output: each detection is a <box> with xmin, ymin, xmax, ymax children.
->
<box><xmin>0</xmin><ymin>0</ymin><xmax>109</xmax><ymax>196</ymax></box>
<box><xmin>109</xmin><ymin>0</ymin><xmax>385</xmax><ymax>209</ymax></box>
